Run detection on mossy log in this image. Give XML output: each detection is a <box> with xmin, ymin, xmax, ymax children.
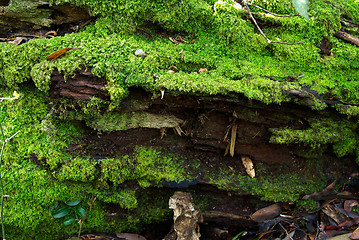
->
<box><xmin>0</xmin><ymin>0</ymin><xmax>359</xmax><ymax>239</ymax></box>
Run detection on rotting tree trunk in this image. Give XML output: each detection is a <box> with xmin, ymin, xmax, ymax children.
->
<box><xmin>48</xmin><ymin>68</ymin><xmax>354</xmax><ymax>167</ymax></box>
<box><xmin>1</xmin><ymin>0</ymin><xmax>359</xmax><ymax>239</ymax></box>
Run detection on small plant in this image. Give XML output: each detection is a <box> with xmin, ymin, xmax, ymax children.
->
<box><xmin>51</xmin><ymin>194</ymin><xmax>97</xmax><ymax>239</ymax></box>
<box><xmin>51</xmin><ymin>200</ymin><xmax>86</xmax><ymax>239</ymax></box>
<box><xmin>51</xmin><ymin>200</ymin><xmax>86</xmax><ymax>225</ymax></box>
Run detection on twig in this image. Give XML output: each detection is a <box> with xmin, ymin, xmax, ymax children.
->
<box><xmin>0</xmin><ymin>130</ymin><xmax>20</xmax><ymax>143</ymax></box>
<box><xmin>279</xmin><ymin>223</ymin><xmax>293</xmax><ymax>240</ymax></box>
<box><xmin>334</xmin><ymin>30</ymin><xmax>359</xmax><ymax>47</ymax></box>
<box><xmin>77</xmin><ymin>194</ymin><xmax>97</xmax><ymax>240</ymax></box>
<box><xmin>242</xmin><ymin>0</ymin><xmax>303</xmax><ymax>45</ymax></box>
<box><xmin>247</xmin><ymin>2</ymin><xmax>299</xmax><ymax>18</ymax></box>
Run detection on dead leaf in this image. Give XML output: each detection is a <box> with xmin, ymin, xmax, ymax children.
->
<box><xmin>169</xmin><ymin>36</ymin><xmax>180</xmax><ymax>44</ymax></box>
<box><xmin>327</xmin><ymin>233</ymin><xmax>352</xmax><ymax>240</ymax></box>
<box><xmin>303</xmin><ymin>180</ymin><xmax>337</xmax><ymax>200</ymax></box>
<box><xmin>45</xmin><ymin>47</ymin><xmax>81</xmax><ymax>60</ymax></box>
<box><xmin>345</xmin><ymin>200</ymin><xmax>358</xmax><ymax>213</ymax></box>
<box><xmin>322</xmin><ymin>205</ymin><xmax>348</xmax><ymax>225</ymax></box>
<box><xmin>308</xmin><ymin>234</ymin><xmax>316</xmax><ymax>240</ymax></box>
<box><xmin>241</xmin><ymin>156</ymin><xmax>255</xmax><ymax>178</ymax></box>
<box><xmin>198</xmin><ymin>68</ymin><xmax>208</xmax><ymax>73</ymax></box>
<box><xmin>116</xmin><ymin>233</ymin><xmax>146</xmax><ymax>240</ymax></box>
<box><xmin>282</xmin><ymin>230</ymin><xmax>295</xmax><ymax>240</ymax></box>
<box><xmin>8</xmin><ymin>37</ymin><xmax>27</xmax><ymax>45</ymax></box>
<box><xmin>251</xmin><ymin>203</ymin><xmax>282</xmax><ymax>222</ymax></box>
<box><xmin>351</xmin><ymin>227</ymin><xmax>359</xmax><ymax>239</ymax></box>
<box><xmin>258</xmin><ymin>230</ymin><xmax>274</xmax><ymax>240</ymax></box>
<box><xmin>45</xmin><ymin>30</ymin><xmax>57</xmax><ymax>37</ymax></box>
<box><xmin>338</xmin><ymin>218</ymin><xmax>359</xmax><ymax>229</ymax></box>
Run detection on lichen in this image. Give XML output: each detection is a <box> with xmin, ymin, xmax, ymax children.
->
<box><xmin>87</xmin><ymin>112</ymin><xmax>184</xmax><ymax>132</ymax></box>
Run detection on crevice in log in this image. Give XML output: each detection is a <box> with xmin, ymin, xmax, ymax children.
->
<box><xmin>49</xmin><ymin>69</ymin><xmax>110</xmax><ymax>101</ymax></box>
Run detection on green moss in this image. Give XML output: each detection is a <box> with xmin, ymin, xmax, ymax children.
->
<box><xmin>270</xmin><ymin>117</ymin><xmax>359</xmax><ymax>158</ymax></box>
<box><xmin>296</xmin><ymin>199</ymin><xmax>318</xmax><ymax>211</ymax></box>
<box><xmin>0</xmin><ymin>0</ymin><xmax>357</xmax><ymax>108</ymax></box>
<box><xmin>1</xmin><ymin>0</ymin><xmax>359</xmax><ymax>238</ymax></box>
<box><xmin>100</xmin><ymin>147</ymin><xmax>188</xmax><ymax>188</ymax></box>
<box><xmin>336</xmin><ymin>105</ymin><xmax>359</xmax><ymax>117</ymax></box>
<box><xmin>208</xmin><ymin>161</ymin><xmax>326</xmax><ymax>202</ymax></box>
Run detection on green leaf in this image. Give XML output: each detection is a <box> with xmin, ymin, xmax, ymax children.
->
<box><xmin>75</xmin><ymin>206</ymin><xmax>86</xmax><ymax>219</ymax></box>
<box><xmin>63</xmin><ymin>217</ymin><xmax>76</xmax><ymax>226</ymax></box>
<box><xmin>50</xmin><ymin>201</ymin><xmax>59</xmax><ymax>211</ymax></box>
<box><xmin>66</xmin><ymin>200</ymin><xmax>81</xmax><ymax>207</ymax></box>
<box><xmin>292</xmin><ymin>0</ymin><xmax>310</xmax><ymax>20</ymax></box>
<box><xmin>52</xmin><ymin>207</ymin><xmax>70</xmax><ymax>219</ymax></box>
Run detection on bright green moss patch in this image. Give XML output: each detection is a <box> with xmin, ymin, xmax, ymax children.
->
<box><xmin>270</xmin><ymin>117</ymin><xmax>359</xmax><ymax>159</ymax></box>
<box><xmin>209</xmin><ymin>161</ymin><xmax>326</xmax><ymax>202</ymax></box>
<box><xmin>1</xmin><ymin>0</ymin><xmax>358</xmax><ymax>108</ymax></box>
<box><xmin>100</xmin><ymin>147</ymin><xmax>188</xmax><ymax>189</ymax></box>
<box><xmin>1</xmin><ymin>0</ymin><xmax>359</xmax><ymax>238</ymax></box>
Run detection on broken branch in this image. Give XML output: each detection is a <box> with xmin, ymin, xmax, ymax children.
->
<box><xmin>334</xmin><ymin>30</ymin><xmax>359</xmax><ymax>47</ymax></box>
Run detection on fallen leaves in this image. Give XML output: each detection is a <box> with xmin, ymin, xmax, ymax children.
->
<box><xmin>351</xmin><ymin>227</ymin><xmax>359</xmax><ymax>239</ymax></box>
<box><xmin>250</xmin><ymin>203</ymin><xmax>282</xmax><ymax>222</ymax></box>
<box><xmin>198</xmin><ymin>68</ymin><xmax>208</xmax><ymax>73</ymax></box>
<box><xmin>116</xmin><ymin>233</ymin><xmax>146</xmax><ymax>240</ymax></box>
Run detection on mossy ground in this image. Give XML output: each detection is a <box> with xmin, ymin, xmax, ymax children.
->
<box><xmin>0</xmin><ymin>0</ymin><xmax>359</xmax><ymax>238</ymax></box>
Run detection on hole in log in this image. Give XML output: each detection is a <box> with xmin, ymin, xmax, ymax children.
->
<box><xmin>49</xmin><ymin>69</ymin><xmax>110</xmax><ymax>101</ymax></box>
<box><xmin>0</xmin><ymin>0</ymin><xmax>9</xmax><ymax>6</ymax></box>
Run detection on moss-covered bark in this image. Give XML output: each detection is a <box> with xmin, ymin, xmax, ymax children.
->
<box><xmin>0</xmin><ymin>0</ymin><xmax>358</xmax><ymax>239</ymax></box>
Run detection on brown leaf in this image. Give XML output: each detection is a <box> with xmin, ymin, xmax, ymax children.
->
<box><xmin>169</xmin><ymin>36</ymin><xmax>180</xmax><ymax>44</ymax></box>
<box><xmin>345</xmin><ymin>200</ymin><xmax>358</xmax><ymax>213</ymax></box>
<box><xmin>45</xmin><ymin>47</ymin><xmax>81</xmax><ymax>60</ymax></box>
<box><xmin>45</xmin><ymin>30</ymin><xmax>57</xmax><ymax>37</ymax></box>
<box><xmin>303</xmin><ymin>180</ymin><xmax>337</xmax><ymax>200</ymax></box>
<box><xmin>326</xmin><ymin>233</ymin><xmax>352</xmax><ymax>240</ymax></box>
<box><xmin>322</xmin><ymin>205</ymin><xmax>348</xmax><ymax>225</ymax></box>
<box><xmin>338</xmin><ymin>218</ymin><xmax>359</xmax><ymax>229</ymax></box>
<box><xmin>116</xmin><ymin>233</ymin><xmax>146</xmax><ymax>240</ymax></box>
<box><xmin>241</xmin><ymin>156</ymin><xmax>255</xmax><ymax>178</ymax></box>
<box><xmin>250</xmin><ymin>203</ymin><xmax>281</xmax><ymax>222</ymax></box>
<box><xmin>198</xmin><ymin>68</ymin><xmax>208</xmax><ymax>73</ymax></box>
<box><xmin>318</xmin><ymin>230</ymin><xmax>353</xmax><ymax>240</ymax></box>
<box><xmin>351</xmin><ymin>227</ymin><xmax>359</xmax><ymax>239</ymax></box>
<box><xmin>7</xmin><ymin>37</ymin><xmax>27</xmax><ymax>45</ymax></box>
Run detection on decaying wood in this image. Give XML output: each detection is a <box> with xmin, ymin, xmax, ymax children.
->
<box><xmin>49</xmin><ymin>69</ymin><xmax>109</xmax><ymax>101</ymax></box>
<box><xmin>230</xmin><ymin>124</ymin><xmax>237</xmax><ymax>157</ymax></box>
<box><xmin>164</xmin><ymin>192</ymin><xmax>203</xmax><ymax>240</ymax></box>
<box><xmin>50</xmin><ymin>69</ymin><xmax>357</xmax><ymax>168</ymax></box>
